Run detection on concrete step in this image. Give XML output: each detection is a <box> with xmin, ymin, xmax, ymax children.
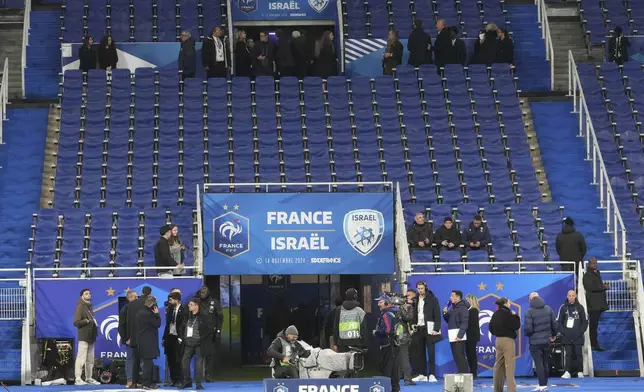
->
<box><xmin>40</xmin><ymin>105</ymin><xmax>60</xmax><ymax>208</ymax></box>
<box><xmin>520</xmin><ymin>98</ymin><xmax>552</xmax><ymax>202</ymax></box>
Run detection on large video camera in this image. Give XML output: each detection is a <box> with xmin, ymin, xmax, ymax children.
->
<box><xmin>385</xmin><ymin>292</ymin><xmax>407</xmax><ymax>306</ymax></box>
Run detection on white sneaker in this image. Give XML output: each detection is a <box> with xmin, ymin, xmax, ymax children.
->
<box><xmin>411</xmin><ymin>375</ymin><xmax>428</xmax><ymax>382</ymax></box>
<box><xmin>561</xmin><ymin>371</ymin><xmax>571</xmax><ymax>379</ymax></box>
<box><xmin>531</xmin><ymin>387</ymin><xmax>547</xmax><ymax>392</ymax></box>
<box><xmin>577</xmin><ymin>372</ymin><xmax>584</xmax><ymax>378</ymax></box>
<box><xmin>428</xmin><ymin>375</ymin><xmax>438</xmax><ymax>382</ymax></box>
<box><xmin>86</xmin><ymin>378</ymin><xmax>100</xmax><ymax>385</ymax></box>
<box><xmin>74</xmin><ymin>378</ymin><xmax>87</xmax><ymax>386</ymax></box>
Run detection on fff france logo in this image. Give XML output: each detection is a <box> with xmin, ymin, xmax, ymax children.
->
<box><xmin>213</xmin><ymin>210</ymin><xmax>250</xmax><ymax>258</ymax></box>
<box><xmin>238</xmin><ymin>0</ymin><xmax>257</xmax><ymax>13</ymax></box>
<box><xmin>476</xmin><ymin>293</ymin><xmax>523</xmax><ymax>370</ymax></box>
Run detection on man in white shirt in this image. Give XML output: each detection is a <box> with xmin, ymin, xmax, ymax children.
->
<box><xmin>162</xmin><ymin>292</ymin><xmax>186</xmax><ymax>386</ymax></box>
<box><xmin>203</xmin><ymin>26</ymin><xmax>229</xmax><ymax>78</ymax></box>
<box><xmin>411</xmin><ymin>281</ymin><xmax>442</xmax><ymax>383</ymax></box>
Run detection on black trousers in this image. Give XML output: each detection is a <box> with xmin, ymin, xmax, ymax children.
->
<box><xmin>589</xmin><ymin>311</ymin><xmax>602</xmax><ymax>347</ymax></box>
<box><xmin>564</xmin><ymin>344</ymin><xmax>583</xmax><ymax>374</ymax></box>
<box><xmin>398</xmin><ymin>342</ymin><xmax>412</xmax><ymax>381</ymax></box>
<box><xmin>165</xmin><ymin>335</ymin><xmax>183</xmax><ymax>383</ymax></box>
<box><xmin>207</xmin><ymin>62</ymin><xmax>227</xmax><ymax>78</ymax></box>
<box><xmin>141</xmin><ymin>358</ymin><xmax>154</xmax><ymax>386</ymax></box>
<box><xmin>410</xmin><ymin>327</ymin><xmax>436</xmax><ymax>376</ymax></box>
<box><xmin>450</xmin><ymin>341</ymin><xmax>468</xmax><ymax>374</ymax></box>
<box><xmin>181</xmin><ymin>71</ymin><xmax>195</xmax><ymax>79</ymax></box>
<box><xmin>274</xmin><ymin>365</ymin><xmax>298</xmax><ymax>378</ymax></box>
<box><xmin>465</xmin><ymin>339</ymin><xmax>478</xmax><ymax>377</ymax></box>
<box><xmin>182</xmin><ymin>344</ymin><xmax>204</xmax><ymax>384</ymax></box>
<box><xmin>530</xmin><ymin>344</ymin><xmax>550</xmax><ymax>387</ymax></box>
<box><xmin>130</xmin><ymin>345</ymin><xmax>142</xmax><ymax>386</ymax></box>
<box><xmin>380</xmin><ymin>345</ymin><xmax>400</xmax><ymax>392</ymax></box>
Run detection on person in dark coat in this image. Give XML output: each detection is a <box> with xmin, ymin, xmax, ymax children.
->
<box><xmin>410</xmin><ymin>281</ymin><xmax>442</xmax><ymax>382</ymax></box>
<box><xmin>251</xmin><ymin>31</ymin><xmax>276</xmax><ymax>77</ymax></box>
<box><xmin>463</xmin><ymin>215</ymin><xmax>491</xmax><ymax>251</ymax></box>
<box><xmin>442</xmin><ymin>290</ymin><xmax>469</xmax><ymax>374</ymax></box>
<box><xmin>97</xmin><ymin>35</ymin><xmax>117</xmax><ymax>70</ymax></box>
<box><xmin>608</xmin><ymin>26</ymin><xmax>630</xmax><ymax>65</ymax></box>
<box><xmin>162</xmin><ymin>292</ymin><xmax>187</xmax><ymax>387</ymax></box>
<box><xmin>464</xmin><ymin>294</ymin><xmax>480</xmax><ymax>378</ymax></box>
<box><xmin>323</xmin><ymin>297</ymin><xmax>342</xmax><ymax>348</ymax></box>
<box><xmin>407</xmin><ymin>212</ymin><xmax>433</xmax><ymax>249</ymax></box>
<box><xmin>583</xmin><ymin>257</ymin><xmax>609</xmax><ymax>351</ymax></box>
<box><xmin>407</xmin><ymin>19</ymin><xmax>432</xmax><ymax>66</ymax></box>
<box><xmin>136</xmin><ymin>296</ymin><xmax>161</xmax><ymax>389</ymax></box>
<box><xmin>434</xmin><ymin>217</ymin><xmax>461</xmax><ymax>251</ymax></box>
<box><xmin>433</xmin><ymin>19</ymin><xmax>451</xmax><ymax>68</ymax></box>
<box><xmin>556</xmin><ymin>290</ymin><xmax>588</xmax><ymax>379</ymax></box>
<box><xmin>374</xmin><ymin>295</ymin><xmax>400</xmax><ymax>392</ymax></box>
<box><xmin>155</xmin><ymin>224</ymin><xmax>176</xmax><ymax>276</ymax></box>
<box><xmin>398</xmin><ymin>290</ymin><xmax>416</xmax><ymax>385</ymax></box>
<box><xmin>489</xmin><ymin>297</ymin><xmax>521</xmax><ymax>392</ymax></box>
<box><xmin>444</xmin><ymin>27</ymin><xmax>467</xmax><ymax>66</ymax></box>
<box><xmin>78</xmin><ymin>35</ymin><xmax>97</xmax><ymax>72</ymax></box>
<box><xmin>180</xmin><ymin>298</ymin><xmax>214</xmax><ymax>389</ymax></box>
<box><xmin>202</xmin><ymin>26</ymin><xmax>229</xmax><ymax>78</ymax></box>
<box><xmin>472</xmin><ymin>23</ymin><xmax>499</xmax><ymax>66</ymax></box>
<box><xmin>524</xmin><ymin>293</ymin><xmax>558</xmax><ymax>391</ymax></box>
<box><xmin>268</xmin><ymin>325</ymin><xmax>301</xmax><ymax>379</ymax></box>
<box><xmin>332</xmin><ymin>288</ymin><xmax>369</xmax><ymax>352</ymax></box>
<box><xmin>179</xmin><ymin>30</ymin><xmax>197</xmax><ymax>78</ymax></box>
<box><xmin>314</xmin><ymin>30</ymin><xmax>337</xmax><ymax>79</ymax></box>
<box><xmin>556</xmin><ymin>217</ymin><xmax>587</xmax><ymax>273</ymax></box>
<box><xmin>127</xmin><ymin>286</ymin><xmax>151</xmax><ymax>387</ymax></box>
<box><xmin>496</xmin><ymin>27</ymin><xmax>514</xmax><ymax>64</ymax></box>
<box><xmin>383</xmin><ymin>30</ymin><xmax>404</xmax><ymax>76</ymax></box>
<box><xmin>291</xmin><ymin>31</ymin><xmax>308</xmax><ymax>79</ymax></box>
<box><xmin>117</xmin><ymin>290</ymin><xmax>137</xmax><ymax>387</ymax></box>
<box><xmin>72</xmin><ymin>288</ymin><xmax>99</xmax><ymax>386</ymax></box>
<box><xmin>275</xmin><ymin>30</ymin><xmax>295</xmax><ymax>77</ymax></box>
<box><xmin>196</xmin><ymin>286</ymin><xmax>223</xmax><ymax>381</ymax></box>
<box><xmin>234</xmin><ymin>29</ymin><xmax>252</xmax><ymax>77</ymax></box>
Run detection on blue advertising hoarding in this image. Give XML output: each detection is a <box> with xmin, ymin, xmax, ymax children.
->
<box><xmin>232</xmin><ymin>0</ymin><xmax>337</xmax><ymax>22</ymax></box>
<box><xmin>203</xmin><ymin>192</ymin><xmax>394</xmax><ymax>275</ymax></box>
<box><xmin>263</xmin><ymin>377</ymin><xmax>392</xmax><ymax>392</ymax></box>
<box><xmin>407</xmin><ymin>273</ymin><xmax>575</xmax><ymax>377</ymax></box>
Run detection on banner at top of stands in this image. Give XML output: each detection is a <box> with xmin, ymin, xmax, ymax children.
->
<box><xmin>202</xmin><ymin>192</ymin><xmax>394</xmax><ymax>275</ymax></box>
<box><xmin>231</xmin><ymin>0</ymin><xmax>338</xmax><ymax>23</ymax></box>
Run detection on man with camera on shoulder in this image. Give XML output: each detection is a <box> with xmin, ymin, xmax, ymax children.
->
<box><xmin>268</xmin><ymin>325</ymin><xmax>304</xmax><ymax>379</ymax></box>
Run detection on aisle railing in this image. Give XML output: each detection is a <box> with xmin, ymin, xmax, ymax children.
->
<box><xmin>0</xmin><ymin>57</ymin><xmax>8</xmax><ymax>144</ymax></box>
<box><xmin>536</xmin><ymin>0</ymin><xmax>555</xmax><ymax>90</ymax></box>
<box><xmin>568</xmin><ymin>50</ymin><xmax>627</xmax><ymax>259</ymax></box>
<box><xmin>22</xmin><ymin>0</ymin><xmax>31</xmax><ymax>98</ymax></box>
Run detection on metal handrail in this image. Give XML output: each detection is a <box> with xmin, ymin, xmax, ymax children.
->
<box><xmin>22</xmin><ymin>0</ymin><xmax>31</xmax><ymax>98</ymax></box>
<box><xmin>568</xmin><ymin>51</ymin><xmax>627</xmax><ymax>259</ymax></box>
<box><xmin>32</xmin><ymin>266</ymin><xmax>200</xmax><ymax>280</ymax></box>
<box><xmin>635</xmin><ymin>261</ymin><xmax>644</xmax><ymax>376</ymax></box>
<box><xmin>536</xmin><ymin>0</ymin><xmax>555</xmax><ymax>90</ymax></box>
<box><xmin>0</xmin><ymin>57</ymin><xmax>8</xmax><ymax>144</ymax></box>
<box><xmin>195</xmin><ymin>183</ymin><xmax>204</xmax><ymax>274</ymax></box>
<box><xmin>204</xmin><ymin>181</ymin><xmax>394</xmax><ymax>192</ymax></box>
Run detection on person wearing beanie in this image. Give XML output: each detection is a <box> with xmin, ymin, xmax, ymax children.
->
<box><xmin>156</xmin><ymin>224</ymin><xmax>176</xmax><ymax>276</ymax></box>
<box><xmin>333</xmin><ymin>288</ymin><xmax>369</xmax><ymax>353</ymax></box>
<box><xmin>556</xmin><ymin>217</ymin><xmax>587</xmax><ymax>273</ymax></box>
<box><xmin>433</xmin><ymin>217</ymin><xmax>461</xmax><ymax>252</ymax></box>
<box><xmin>489</xmin><ymin>297</ymin><xmax>521</xmax><ymax>392</ymax></box>
<box><xmin>267</xmin><ymin>324</ymin><xmax>300</xmax><ymax>378</ymax></box>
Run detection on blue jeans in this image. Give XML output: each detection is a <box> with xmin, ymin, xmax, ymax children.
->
<box><xmin>125</xmin><ymin>346</ymin><xmax>133</xmax><ymax>381</ymax></box>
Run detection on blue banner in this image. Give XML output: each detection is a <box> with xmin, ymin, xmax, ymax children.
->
<box><xmin>232</xmin><ymin>0</ymin><xmax>337</xmax><ymax>22</ymax></box>
<box><xmin>35</xmin><ymin>278</ymin><xmax>203</xmax><ymax>379</ymax></box>
<box><xmin>407</xmin><ymin>273</ymin><xmax>575</xmax><ymax>377</ymax></box>
<box><xmin>203</xmin><ymin>192</ymin><xmax>394</xmax><ymax>275</ymax></box>
<box><xmin>605</xmin><ymin>35</ymin><xmax>644</xmax><ymax>62</ymax></box>
<box><xmin>264</xmin><ymin>377</ymin><xmax>391</xmax><ymax>392</ymax></box>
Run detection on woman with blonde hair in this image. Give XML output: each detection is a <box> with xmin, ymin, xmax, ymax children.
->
<box><xmin>465</xmin><ymin>294</ymin><xmax>481</xmax><ymax>377</ymax></box>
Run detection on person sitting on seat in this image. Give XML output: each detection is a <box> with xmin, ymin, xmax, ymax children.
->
<box><xmin>268</xmin><ymin>325</ymin><xmax>301</xmax><ymax>378</ymax></box>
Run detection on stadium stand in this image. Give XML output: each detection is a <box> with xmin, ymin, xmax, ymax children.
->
<box><xmin>579</xmin><ymin>0</ymin><xmax>643</xmax><ymax>45</ymax></box>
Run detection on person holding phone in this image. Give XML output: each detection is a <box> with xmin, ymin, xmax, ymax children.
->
<box><xmin>136</xmin><ymin>296</ymin><xmax>161</xmax><ymax>389</ymax></box>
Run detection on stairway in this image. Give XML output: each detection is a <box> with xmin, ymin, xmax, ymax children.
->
<box><xmin>25</xmin><ymin>11</ymin><xmax>61</xmax><ymax>99</ymax></box>
<box><xmin>39</xmin><ymin>105</ymin><xmax>60</xmax><ymax>208</ymax></box>
<box><xmin>519</xmin><ymin>98</ymin><xmax>552</xmax><ymax>202</ymax></box>
<box><xmin>593</xmin><ymin>312</ymin><xmax>641</xmax><ymax>376</ymax></box>
<box><xmin>504</xmin><ymin>4</ymin><xmax>551</xmax><ymax>91</ymax></box>
<box><xmin>0</xmin><ymin>20</ymin><xmax>25</xmax><ymax>99</ymax></box>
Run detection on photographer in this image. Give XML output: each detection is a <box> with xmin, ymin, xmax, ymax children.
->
<box><xmin>396</xmin><ymin>290</ymin><xmax>416</xmax><ymax>386</ymax></box>
<box><xmin>333</xmin><ymin>288</ymin><xmax>368</xmax><ymax>353</ymax></box>
<box><xmin>268</xmin><ymin>325</ymin><xmax>302</xmax><ymax>379</ymax></box>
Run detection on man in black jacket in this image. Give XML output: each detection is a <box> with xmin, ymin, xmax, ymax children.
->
<box><xmin>162</xmin><ymin>292</ymin><xmax>186</xmax><ymax>387</ymax></box>
<box><xmin>583</xmin><ymin>258</ymin><xmax>609</xmax><ymax>351</ymax></box>
<box><xmin>127</xmin><ymin>286</ymin><xmax>151</xmax><ymax>387</ymax></box>
<box><xmin>556</xmin><ymin>217</ymin><xmax>587</xmax><ymax>273</ymax></box>
<box><xmin>489</xmin><ymin>297</ymin><xmax>521</xmax><ymax>392</ymax></box>
<box><xmin>463</xmin><ymin>215</ymin><xmax>491</xmax><ymax>251</ymax></box>
<box><xmin>156</xmin><ymin>225</ymin><xmax>176</xmax><ymax>276</ymax></box>
<box><xmin>181</xmin><ymin>298</ymin><xmax>214</xmax><ymax>389</ymax></box>
<box><xmin>444</xmin><ymin>27</ymin><xmax>467</xmax><ymax>66</ymax></box>
<box><xmin>136</xmin><ymin>296</ymin><xmax>161</xmax><ymax>389</ymax></box>
<box><xmin>434</xmin><ymin>217</ymin><xmax>461</xmax><ymax>252</ymax></box>
<box><xmin>267</xmin><ymin>325</ymin><xmax>300</xmax><ymax>379</ymax></box>
<box><xmin>557</xmin><ymin>290</ymin><xmax>588</xmax><ymax>378</ymax></box>
<box><xmin>332</xmin><ymin>288</ymin><xmax>369</xmax><ymax>353</ymax></box>
<box><xmin>196</xmin><ymin>286</ymin><xmax>223</xmax><ymax>381</ymax></box>
<box><xmin>433</xmin><ymin>19</ymin><xmax>450</xmax><ymax>68</ymax></box>
<box><xmin>496</xmin><ymin>28</ymin><xmax>514</xmax><ymax>64</ymax></box>
<box><xmin>410</xmin><ymin>281</ymin><xmax>442</xmax><ymax>383</ymax></box>
<box><xmin>407</xmin><ymin>19</ymin><xmax>432</xmax><ymax>67</ymax></box>
<box><xmin>251</xmin><ymin>31</ymin><xmax>275</xmax><ymax>77</ymax></box>
<box><xmin>179</xmin><ymin>31</ymin><xmax>197</xmax><ymax>78</ymax></box>
<box><xmin>202</xmin><ymin>26</ymin><xmax>229</xmax><ymax>78</ymax></box>
<box><xmin>118</xmin><ymin>290</ymin><xmax>137</xmax><ymax>387</ymax></box>
<box><xmin>407</xmin><ymin>212</ymin><xmax>433</xmax><ymax>249</ymax></box>
<box><xmin>442</xmin><ymin>290</ymin><xmax>469</xmax><ymax>374</ymax></box>
<box><xmin>323</xmin><ymin>298</ymin><xmax>342</xmax><ymax>349</ymax></box>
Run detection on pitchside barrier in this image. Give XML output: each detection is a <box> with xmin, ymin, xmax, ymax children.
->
<box><xmin>263</xmin><ymin>377</ymin><xmax>392</xmax><ymax>392</ymax></box>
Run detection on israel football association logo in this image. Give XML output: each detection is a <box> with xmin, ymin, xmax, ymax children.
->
<box><xmin>238</xmin><ymin>0</ymin><xmax>258</xmax><ymax>14</ymax></box>
<box><xmin>213</xmin><ymin>211</ymin><xmax>250</xmax><ymax>258</ymax></box>
<box><xmin>309</xmin><ymin>0</ymin><xmax>329</xmax><ymax>13</ymax></box>
<box><xmin>343</xmin><ymin>209</ymin><xmax>385</xmax><ymax>256</ymax></box>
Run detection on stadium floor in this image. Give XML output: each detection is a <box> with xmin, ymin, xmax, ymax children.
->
<box><xmin>6</xmin><ymin>378</ymin><xmax>644</xmax><ymax>391</ymax></box>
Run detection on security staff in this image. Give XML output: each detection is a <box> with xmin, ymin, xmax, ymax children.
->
<box><xmin>333</xmin><ymin>288</ymin><xmax>368</xmax><ymax>352</ymax></box>
<box><xmin>196</xmin><ymin>286</ymin><xmax>223</xmax><ymax>381</ymax></box>
<box><xmin>374</xmin><ymin>294</ymin><xmax>400</xmax><ymax>392</ymax></box>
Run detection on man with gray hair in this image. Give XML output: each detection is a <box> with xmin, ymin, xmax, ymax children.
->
<box><xmin>179</xmin><ymin>30</ymin><xmax>197</xmax><ymax>78</ymax></box>
<box><xmin>525</xmin><ymin>292</ymin><xmax>558</xmax><ymax>392</ymax></box>
<box><xmin>118</xmin><ymin>290</ymin><xmax>137</xmax><ymax>387</ymax></box>
<box><xmin>291</xmin><ymin>30</ymin><xmax>308</xmax><ymax>79</ymax></box>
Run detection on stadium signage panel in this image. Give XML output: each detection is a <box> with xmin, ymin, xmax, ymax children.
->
<box><xmin>263</xmin><ymin>377</ymin><xmax>391</xmax><ymax>392</ymax></box>
<box><xmin>232</xmin><ymin>0</ymin><xmax>337</xmax><ymax>22</ymax></box>
<box><xmin>203</xmin><ymin>192</ymin><xmax>394</xmax><ymax>275</ymax></box>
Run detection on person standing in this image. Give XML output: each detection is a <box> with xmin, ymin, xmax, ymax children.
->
<box><xmin>267</xmin><ymin>325</ymin><xmax>301</xmax><ymax>379</ymax></box>
<box><xmin>168</xmin><ymin>224</ymin><xmax>186</xmax><ymax>275</ymax></box>
<box><xmin>407</xmin><ymin>19</ymin><xmax>432</xmax><ymax>67</ymax></box>
<box><xmin>234</xmin><ymin>29</ymin><xmax>252</xmax><ymax>77</ymax></box>
<box><xmin>251</xmin><ymin>31</ymin><xmax>275</xmax><ymax>77</ymax></box>
<box><xmin>433</xmin><ymin>19</ymin><xmax>450</xmax><ymax>68</ymax></box>
<box><xmin>525</xmin><ymin>292</ymin><xmax>558</xmax><ymax>392</ymax></box>
<box><xmin>608</xmin><ymin>26</ymin><xmax>630</xmax><ymax>65</ymax></box>
<box><xmin>291</xmin><ymin>31</ymin><xmax>308</xmax><ymax>79</ymax></box>
<box><xmin>444</xmin><ymin>27</ymin><xmax>468</xmax><ymax>66</ymax></box>
<box><xmin>97</xmin><ymin>36</ymin><xmax>118</xmax><ymax>70</ymax></box>
<box><xmin>374</xmin><ymin>295</ymin><xmax>400</xmax><ymax>392</ymax></box>
<box><xmin>443</xmin><ymin>290</ymin><xmax>469</xmax><ymax>374</ymax></box>
<box><xmin>324</xmin><ymin>298</ymin><xmax>342</xmax><ymax>349</ymax></box>
<box><xmin>333</xmin><ymin>288</ymin><xmax>368</xmax><ymax>353</ymax></box>
<box><xmin>127</xmin><ymin>286</ymin><xmax>151</xmax><ymax>388</ymax></box>
<box><xmin>557</xmin><ymin>290</ymin><xmax>588</xmax><ymax>379</ymax></box>
<box><xmin>73</xmin><ymin>289</ymin><xmax>100</xmax><ymax>386</ymax></box>
<box><xmin>179</xmin><ymin>30</ymin><xmax>197</xmax><ymax>78</ymax></box>
<box><xmin>78</xmin><ymin>36</ymin><xmax>97</xmax><ymax>72</ymax></box>
<box><xmin>314</xmin><ymin>31</ymin><xmax>337</xmax><ymax>79</ymax></box>
<box><xmin>464</xmin><ymin>294</ymin><xmax>481</xmax><ymax>378</ymax></box>
<box><xmin>163</xmin><ymin>292</ymin><xmax>186</xmax><ymax>387</ymax></box>
<box><xmin>196</xmin><ymin>286</ymin><xmax>223</xmax><ymax>381</ymax></box>
<box><xmin>156</xmin><ymin>225</ymin><xmax>176</xmax><ymax>277</ymax></box>
<box><xmin>583</xmin><ymin>257</ymin><xmax>609</xmax><ymax>351</ymax></box>
<box><xmin>556</xmin><ymin>217</ymin><xmax>587</xmax><ymax>273</ymax></box>
<box><xmin>489</xmin><ymin>297</ymin><xmax>521</xmax><ymax>392</ymax></box>
<box><xmin>136</xmin><ymin>296</ymin><xmax>161</xmax><ymax>389</ymax></box>
<box><xmin>203</xmin><ymin>26</ymin><xmax>229</xmax><ymax>78</ymax></box>
<box><xmin>118</xmin><ymin>290</ymin><xmax>137</xmax><ymax>387</ymax></box>
<box><xmin>471</xmin><ymin>23</ymin><xmax>498</xmax><ymax>66</ymax></box>
<box><xmin>398</xmin><ymin>290</ymin><xmax>416</xmax><ymax>385</ymax></box>
<box><xmin>411</xmin><ymin>281</ymin><xmax>441</xmax><ymax>383</ymax></box>
<box><xmin>382</xmin><ymin>30</ymin><xmax>403</xmax><ymax>76</ymax></box>
<box><xmin>496</xmin><ymin>27</ymin><xmax>514</xmax><ymax>65</ymax></box>
<box><xmin>181</xmin><ymin>298</ymin><xmax>213</xmax><ymax>389</ymax></box>
<box><xmin>275</xmin><ymin>30</ymin><xmax>295</xmax><ymax>77</ymax></box>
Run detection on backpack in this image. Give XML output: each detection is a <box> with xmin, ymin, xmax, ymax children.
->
<box><xmin>387</xmin><ymin>311</ymin><xmax>411</xmax><ymax>346</ymax></box>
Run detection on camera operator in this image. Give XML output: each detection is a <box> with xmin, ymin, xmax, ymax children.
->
<box><xmin>333</xmin><ymin>288</ymin><xmax>369</xmax><ymax>353</ymax></box>
<box><xmin>395</xmin><ymin>290</ymin><xmax>416</xmax><ymax>386</ymax></box>
<box><xmin>411</xmin><ymin>281</ymin><xmax>442</xmax><ymax>383</ymax></box>
<box><xmin>268</xmin><ymin>325</ymin><xmax>302</xmax><ymax>379</ymax></box>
